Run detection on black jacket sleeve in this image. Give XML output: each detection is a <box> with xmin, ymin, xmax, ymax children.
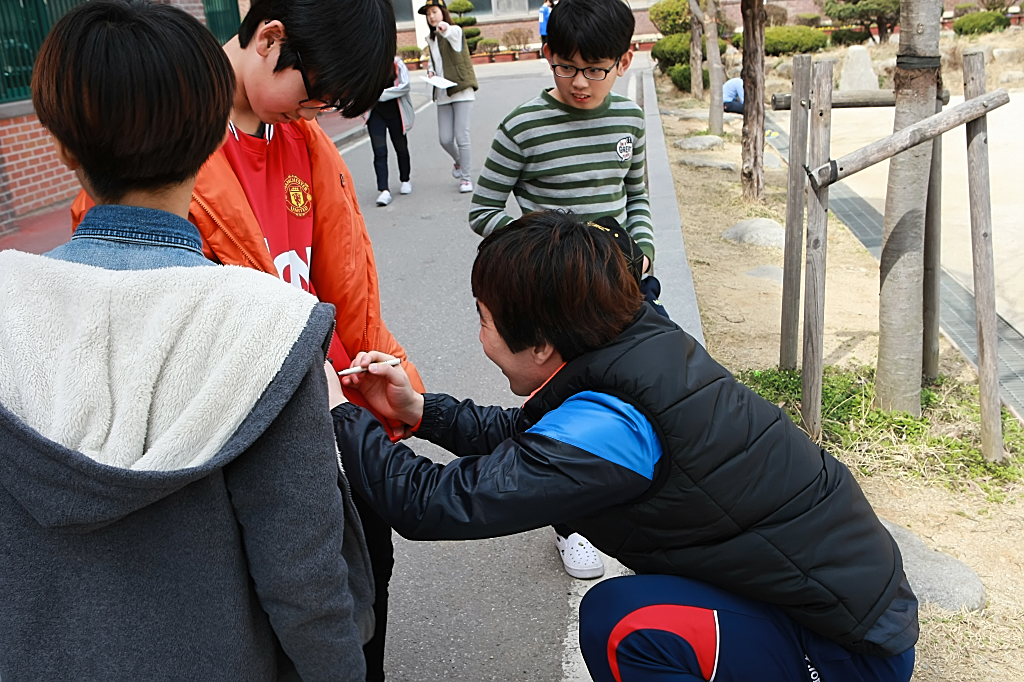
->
<box><xmin>332</xmin><ymin>397</ymin><xmax>651</xmax><ymax>541</ymax></box>
<box><xmin>415</xmin><ymin>393</ymin><xmax>521</xmax><ymax>456</ymax></box>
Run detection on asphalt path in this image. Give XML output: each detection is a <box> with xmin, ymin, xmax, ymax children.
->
<box><xmin>339</xmin><ymin>59</ymin><xmax>636</xmax><ymax>682</ymax></box>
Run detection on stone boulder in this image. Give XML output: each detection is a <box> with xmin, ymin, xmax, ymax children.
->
<box><xmin>880</xmin><ymin>519</ymin><xmax>986</xmax><ymax>612</ymax></box>
<box><xmin>775</xmin><ymin>61</ymin><xmax>794</xmax><ymax>79</ymax></box>
<box><xmin>674</xmin><ymin>135</ymin><xmax>725</xmax><ymax>151</ymax></box>
<box><xmin>722</xmin><ymin>218</ymin><xmax>785</xmax><ymax>249</ymax></box>
<box><xmin>994</xmin><ymin>48</ymin><xmax>1024</xmax><ymax>65</ymax></box>
<box><xmin>1000</xmin><ymin>70</ymin><xmax>1024</xmax><ymax>84</ymax></box>
<box><xmin>840</xmin><ymin>45</ymin><xmax>879</xmax><ymax>91</ymax></box>
<box><xmin>680</xmin><ymin>156</ymin><xmax>739</xmax><ymax>172</ymax></box>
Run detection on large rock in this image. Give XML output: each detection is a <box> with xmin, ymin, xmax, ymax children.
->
<box><xmin>679</xmin><ymin>156</ymin><xmax>738</xmax><ymax>172</ymax></box>
<box><xmin>993</xmin><ymin>47</ymin><xmax>1023</xmax><ymax>64</ymax></box>
<box><xmin>840</xmin><ymin>45</ymin><xmax>879</xmax><ymax>91</ymax></box>
<box><xmin>775</xmin><ymin>61</ymin><xmax>794</xmax><ymax>79</ymax></box>
<box><xmin>880</xmin><ymin>519</ymin><xmax>986</xmax><ymax>612</ymax></box>
<box><xmin>1000</xmin><ymin>70</ymin><xmax>1024</xmax><ymax>84</ymax></box>
<box><xmin>676</xmin><ymin>109</ymin><xmax>742</xmax><ymax>123</ymax></box>
<box><xmin>722</xmin><ymin>218</ymin><xmax>785</xmax><ymax>249</ymax></box>
<box><xmin>674</xmin><ymin>135</ymin><xmax>725</xmax><ymax>151</ymax></box>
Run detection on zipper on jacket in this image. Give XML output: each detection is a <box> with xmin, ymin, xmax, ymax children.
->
<box><xmin>192</xmin><ymin>193</ymin><xmax>264</xmax><ymax>272</ymax></box>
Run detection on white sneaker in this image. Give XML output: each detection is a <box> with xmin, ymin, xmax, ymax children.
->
<box><xmin>400</xmin><ymin>181</ymin><xmax>413</xmax><ymax>195</ymax></box>
<box><xmin>452</xmin><ymin>164</ymin><xmax>462</xmax><ymax>179</ymax></box>
<box><xmin>556</xmin><ymin>532</ymin><xmax>605</xmax><ymax>579</ymax></box>
<box><xmin>459</xmin><ymin>180</ymin><xmax>474</xmax><ymax>193</ymax></box>
<box><xmin>375</xmin><ymin>190</ymin><xmax>392</xmax><ymax>206</ymax></box>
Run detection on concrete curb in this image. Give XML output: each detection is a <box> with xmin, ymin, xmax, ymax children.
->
<box><xmin>640</xmin><ymin>69</ymin><xmax>705</xmax><ymax>346</ymax></box>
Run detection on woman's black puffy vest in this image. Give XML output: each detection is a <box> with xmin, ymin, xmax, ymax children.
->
<box><xmin>517</xmin><ymin>305</ymin><xmax>906</xmax><ymax>649</ymax></box>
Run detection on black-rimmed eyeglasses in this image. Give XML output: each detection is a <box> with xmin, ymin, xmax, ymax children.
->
<box><xmin>550</xmin><ymin>58</ymin><xmax>621</xmax><ymax>81</ymax></box>
<box><xmin>294</xmin><ymin>49</ymin><xmax>340</xmax><ymax>111</ymax></box>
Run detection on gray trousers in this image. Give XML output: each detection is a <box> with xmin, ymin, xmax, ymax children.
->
<box><xmin>436</xmin><ymin>101</ymin><xmax>472</xmax><ymax>181</ymax></box>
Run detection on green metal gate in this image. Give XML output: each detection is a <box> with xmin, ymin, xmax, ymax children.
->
<box><xmin>203</xmin><ymin>0</ymin><xmax>240</xmax><ymax>45</ymax></box>
<box><xmin>0</xmin><ymin>0</ymin><xmax>85</xmax><ymax>104</ymax></box>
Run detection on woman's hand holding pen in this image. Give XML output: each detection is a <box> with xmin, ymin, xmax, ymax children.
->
<box><xmin>340</xmin><ymin>351</ymin><xmax>425</xmax><ymax>428</ymax></box>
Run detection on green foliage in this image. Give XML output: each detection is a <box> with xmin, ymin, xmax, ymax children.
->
<box><xmin>397</xmin><ymin>45</ymin><xmax>422</xmax><ymax>61</ymax></box>
<box><xmin>830</xmin><ymin>27</ymin><xmax>868</xmax><ymax>45</ymax></box>
<box><xmin>953</xmin><ymin>10</ymin><xmax>1010</xmax><ymax>34</ymax></box>
<box><xmin>737</xmin><ymin>366</ymin><xmax>1024</xmax><ymax>501</ymax></box>
<box><xmin>732</xmin><ymin>26</ymin><xmax>828</xmax><ymax>54</ymax></box>
<box><xmin>447</xmin><ymin>0</ymin><xmax>474</xmax><ymax>16</ymax></box>
<box><xmin>652</xmin><ymin>32</ymin><xmax>729</xmax><ymax>72</ymax></box>
<box><xmin>462</xmin><ymin>27</ymin><xmax>481</xmax><ymax>39</ymax></box>
<box><xmin>796</xmin><ymin>12</ymin><xmax>822</xmax><ymax>26</ymax></box>
<box><xmin>823</xmin><ymin>0</ymin><xmax>900</xmax><ymax>42</ymax></box>
<box><xmin>467</xmin><ymin>35</ymin><xmax>484</xmax><ymax>52</ymax></box>
<box><xmin>452</xmin><ymin>15</ymin><xmax>477</xmax><ymax>26</ymax></box>
<box><xmin>954</xmin><ymin>2</ymin><xmax>978</xmax><ymax>16</ymax></box>
<box><xmin>477</xmin><ymin>37</ymin><xmax>500</xmax><ymax>54</ymax></box>
<box><xmin>765</xmin><ymin>3</ymin><xmax>789</xmax><ymax>26</ymax></box>
<box><xmin>667</xmin><ymin>64</ymin><xmax>710</xmax><ymax>91</ymax></box>
<box><xmin>649</xmin><ymin>0</ymin><xmax>692</xmax><ymax>35</ymax></box>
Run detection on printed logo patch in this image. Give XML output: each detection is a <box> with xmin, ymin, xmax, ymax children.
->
<box><xmin>285</xmin><ymin>174</ymin><xmax>312</xmax><ymax>218</ymax></box>
<box><xmin>616</xmin><ymin>136</ymin><xmax>633</xmax><ymax>162</ymax></box>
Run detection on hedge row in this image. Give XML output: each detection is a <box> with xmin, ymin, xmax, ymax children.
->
<box><xmin>953</xmin><ymin>10</ymin><xmax>1010</xmax><ymax>34</ymax></box>
<box><xmin>732</xmin><ymin>26</ymin><xmax>828</xmax><ymax>55</ymax></box>
<box><xmin>667</xmin><ymin>64</ymin><xmax>710</xmax><ymax>92</ymax></box>
<box><xmin>652</xmin><ymin>33</ymin><xmax>729</xmax><ymax>73</ymax></box>
<box><xmin>829</xmin><ymin>27</ymin><xmax>868</xmax><ymax>46</ymax></box>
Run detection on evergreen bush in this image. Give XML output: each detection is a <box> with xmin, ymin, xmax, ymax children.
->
<box><xmin>953</xmin><ymin>10</ymin><xmax>1009</xmax><ymax>33</ymax></box>
<box><xmin>649</xmin><ymin>0</ymin><xmax>692</xmax><ymax>35</ymax></box>
<box><xmin>735</xmin><ymin>25</ymin><xmax>828</xmax><ymax>54</ymax></box>
<box><xmin>447</xmin><ymin>0</ymin><xmax>474</xmax><ymax>15</ymax></box>
<box><xmin>478</xmin><ymin>37</ymin><xmax>500</xmax><ymax>53</ymax></box>
<box><xmin>667</xmin><ymin>64</ymin><xmax>710</xmax><ymax>92</ymax></box>
<box><xmin>397</xmin><ymin>45</ymin><xmax>422</xmax><ymax>61</ymax></box>
<box><xmin>829</xmin><ymin>27</ymin><xmax>868</xmax><ymax>45</ymax></box>
<box><xmin>652</xmin><ymin>32</ymin><xmax>729</xmax><ymax>72</ymax></box>
<box><xmin>796</xmin><ymin>12</ymin><xmax>821</xmax><ymax>26</ymax></box>
<box><xmin>452</xmin><ymin>15</ymin><xmax>477</xmax><ymax>26</ymax></box>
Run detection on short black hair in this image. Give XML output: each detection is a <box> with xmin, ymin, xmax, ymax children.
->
<box><xmin>33</xmin><ymin>0</ymin><xmax>235</xmax><ymax>202</ymax></box>
<box><xmin>239</xmin><ymin>0</ymin><xmax>397</xmax><ymax>118</ymax></box>
<box><xmin>472</xmin><ymin>211</ymin><xmax>642</xmax><ymax>361</ymax></box>
<box><xmin>546</xmin><ymin>0</ymin><xmax>635</xmax><ymax>63</ymax></box>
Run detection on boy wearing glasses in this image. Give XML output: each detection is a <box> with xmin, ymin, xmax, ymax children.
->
<box><xmin>468</xmin><ymin>0</ymin><xmax>653</xmax><ymax>581</ymax></box>
<box><xmin>71</xmin><ymin>1</ymin><xmax>422</xmax><ymax>680</ymax></box>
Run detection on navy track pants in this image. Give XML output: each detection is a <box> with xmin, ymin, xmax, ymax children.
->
<box><xmin>579</xmin><ymin>575</ymin><xmax>915</xmax><ymax>682</ymax></box>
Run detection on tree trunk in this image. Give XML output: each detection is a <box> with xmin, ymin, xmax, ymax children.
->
<box><xmin>689</xmin><ymin>11</ymin><xmax>705</xmax><ymax>100</ymax></box>
<box><xmin>706</xmin><ymin>0</ymin><xmax>725</xmax><ymax>134</ymax></box>
<box><xmin>740</xmin><ymin>0</ymin><xmax>765</xmax><ymax>201</ymax></box>
<box><xmin>875</xmin><ymin>0</ymin><xmax>942</xmax><ymax>415</ymax></box>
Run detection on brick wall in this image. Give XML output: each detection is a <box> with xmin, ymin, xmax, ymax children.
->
<box><xmin>0</xmin><ymin>113</ymin><xmax>79</xmax><ymax>232</ymax></box>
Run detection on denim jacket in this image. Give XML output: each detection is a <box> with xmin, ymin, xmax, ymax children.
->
<box><xmin>46</xmin><ymin>204</ymin><xmax>212</xmax><ymax>271</ymax></box>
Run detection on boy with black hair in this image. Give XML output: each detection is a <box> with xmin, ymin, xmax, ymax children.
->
<box><xmin>68</xmin><ymin>1</ymin><xmax>421</xmax><ymax>678</ymax></box>
<box><xmin>468</xmin><ymin>0</ymin><xmax>653</xmax><ymax>579</ymax></box>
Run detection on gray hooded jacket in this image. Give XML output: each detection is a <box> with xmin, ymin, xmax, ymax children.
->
<box><xmin>0</xmin><ymin>249</ymin><xmax>374</xmax><ymax>681</ymax></box>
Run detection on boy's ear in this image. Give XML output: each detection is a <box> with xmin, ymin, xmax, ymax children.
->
<box><xmin>51</xmin><ymin>137</ymin><xmax>79</xmax><ymax>171</ymax></box>
<box><xmin>531</xmin><ymin>341</ymin><xmax>559</xmax><ymax>367</ymax></box>
<box><xmin>542</xmin><ymin>44</ymin><xmax>554</xmax><ymax>62</ymax></box>
<box><xmin>254</xmin><ymin>19</ymin><xmax>287</xmax><ymax>58</ymax></box>
<box><xmin>618</xmin><ymin>49</ymin><xmax>633</xmax><ymax>74</ymax></box>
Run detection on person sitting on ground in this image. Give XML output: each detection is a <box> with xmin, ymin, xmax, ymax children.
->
<box><xmin>469</xmin><ymin>0</ymin><xmax>658</xmax><ymax>579</ymax></box>
<box><xmin>327</xmin><ymin>210</ymin><xmax>919</xmax><ymax>682</ymax></box>
<box><xmin>723</xmin><ymin>75</ymin><xmax>744</xmax><ymax>113</ymax></box>
<box><xmin>69</xmin><ymin>1</ymin><xmax>422</xmax><ymax>676</ymax></box>
<box><xmin>0</xmin><ymin>2</ymin><xmax>372</xmax><ymax>679</ymax></box>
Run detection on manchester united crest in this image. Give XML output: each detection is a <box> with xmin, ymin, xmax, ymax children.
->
<box><xmin>284</xmin><ymin>174</ymin><xmax>312</xmax><ymax>218</ymax></box>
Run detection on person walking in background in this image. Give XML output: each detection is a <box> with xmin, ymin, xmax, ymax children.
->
<box><xmin>0</xmin><ymin>2</ymin><xmax>373</xmax><ymax>679</ymax></box>
<box><xmin>538</xmin><ymin>0</ymin><xmax>552</xmax><ymax>49</ymax></box>
<box><xmin>723</xmin><ymin>76</ymin><xmax>744</xmax><ymax>113</ymax></box>
<box><xmin>422</xmin><ymin>0</ymin><xmax>478</xmax><ymax>194</ymax></box>
<box><xmin>369</xmin><ymin>55</ymin><xmax>415</xmax><ymax>207</ymax></box>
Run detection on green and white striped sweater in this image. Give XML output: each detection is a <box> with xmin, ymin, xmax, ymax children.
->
<box><xmin>469</xmin><ymin>90</ymin><xmax>655</xmax><ymax>262</ymax></box>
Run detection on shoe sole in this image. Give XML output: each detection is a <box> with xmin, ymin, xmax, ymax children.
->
<box><xmin>564</xmin><ymin>565</ymin><xmax>605</xmax><ymax>580</ymax></box>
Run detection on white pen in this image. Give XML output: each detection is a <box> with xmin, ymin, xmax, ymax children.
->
<box><xmin>337</xmin><ymin>357</ymin><xmax>402</xmax><ymax>376</ymax></box>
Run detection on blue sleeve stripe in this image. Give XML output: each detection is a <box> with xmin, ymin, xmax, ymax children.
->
<box><xmin>525</xmin><ymin>391</ymin><xmax>661</xmax><ymax>480</ymax></box>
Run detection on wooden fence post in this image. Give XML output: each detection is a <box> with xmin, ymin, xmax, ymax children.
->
<box><xmin>963</xmin><ymin>52</ymin><xmax>1004</xmax><ymax>463</ymax></box>
<box><xmin>922</xmin><ymin>92</ymin><xmax>943</xmax><ymax>381</ymax></box>
<box><xmin>801</xmin><ymin>61</ymin><xmax>833</xmax><ymax>439</ymax></box>
<box><xmin>780</xmin><ymin>54</ymin><xmax>812</xmax><ymax>371</ymax></box>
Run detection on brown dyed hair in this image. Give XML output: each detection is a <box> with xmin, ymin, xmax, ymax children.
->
<box><xmin>32</xmin><ymin>0</ymin><xmax>235</xmax><ymax>202</ymax></box>
<box><xmin>472</xmin><ymin>210</ymin><xmax>643</xmax><ymax>361</ymax></box>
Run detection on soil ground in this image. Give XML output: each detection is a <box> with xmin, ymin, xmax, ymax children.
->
<box><xmin>656</xmin><ymin>72</ymin><xmax>1024</xmax><ymax>680</ymax></box>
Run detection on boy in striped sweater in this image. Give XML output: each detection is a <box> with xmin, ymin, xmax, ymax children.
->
<box><xmin>469</xmin><ymin>0</ymin><xmax>654</xmax><ymax>581</ymax></box>
<box><xmin>469</xmin><ymin>0</ymin><xmax>653</xmax><ymax>267</ymax></box>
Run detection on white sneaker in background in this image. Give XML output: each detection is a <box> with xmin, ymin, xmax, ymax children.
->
<box><xmin>452</xmin><ymin>164</ymin><xmax>462</xmax><ymax>179</ymax></box>
<box><xmin>459</xmin><ymin>181</ymin><xmax>473</xmax><ymax>193</ymax></box>
<box><xmin>556</xmin><ymin>532</ymin><xmax>605</xmax><ymax>580</ymax></box>
<box><xmin>400</xmin><ymin>181</ymin><xmax>413</xmax><ymax>195</ymax></box>
<box><xmin>375</xmin><ymin>190</ymin><xmax>392</xmax><ymax>206</ymax></box>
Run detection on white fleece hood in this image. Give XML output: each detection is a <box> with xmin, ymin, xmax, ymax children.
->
<box><xmin>0</xmin><ymin>250</ymin><xmax>319</xmax><ymax>472</ymax></box>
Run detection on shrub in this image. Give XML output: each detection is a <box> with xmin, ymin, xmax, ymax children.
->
<box><xmin>447</xmin><ymin>0</ymin><xmax>474</xmax><ymax>16</ymax></box>
<box><xmin>953</xmin><ymin>9</ymin><xmax>1009</xmax><ymax>33</ymax></box>
<box><xmin>652</xmin><ymin>32</ymin><xmax>729</xmax><ymax>72</ymax></box>
<box><xmin>463</xmin><ymin>27</ymin><xmax>481</xmax><ymax>39</ymax></box>
<box><xmin>502</xmin><ymin>27</ymin><xmax>533</xmax><ymax>51</ymax></box>
<box><xmin>765</xmin><ymin>4</ymin><xmax>789</xmax><ymax>26</ymax></box>
<box><xmin>796</xmin><ymin>12</ymin><xmax>821</xmax><ymax>26</ymax></box>
<box><xmin>829</xmin><ymin>27</ymin><xmax>868</xmax><ymax>46</ymax></box>
<box><xmin>954</xmin><ymin>2</ymin><xmax>978</xmax><ymax>16</ymax></box>
<box><xmin>452</xmin><ymin>15</ymin><xmax>477</xmax><ymax>26</ymax></box>
<box><xmin>736</xmin><ymin>25</ymin><xmax>828</xmax><ymax>54</ymax></box>
<box><xmin>667</xmin><ymin>64</ymin><xmax>710</xmax><ymax>92</ymax></box>
<box><xmin>478</xmin><ymin>37</ymin><xmax>500</xmax><ymax>54</ymax></box>
<box><xmin>397</xmin><ymin>45</ymin><xmax>422</xmax><ymax>61</ymax></box>
<box><xmin>649</xmin><ymin>0</ymin><xmax>691</xmax><ymax>35</ymax></box>
<box><xmin>467</xmin><ymin>35</ymin><xmax>484</xmax><ymax>53</ymax></box>
<box><xmin>980</xmin><ymin>0</ymin><xmax>1011</xmax><ymax>10</ymax></box>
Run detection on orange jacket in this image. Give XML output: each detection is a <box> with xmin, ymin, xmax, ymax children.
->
<box><xmin>72</xmin><ymin>118</ymin><xmax>424</xmax><ymax>397</ymax></box>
